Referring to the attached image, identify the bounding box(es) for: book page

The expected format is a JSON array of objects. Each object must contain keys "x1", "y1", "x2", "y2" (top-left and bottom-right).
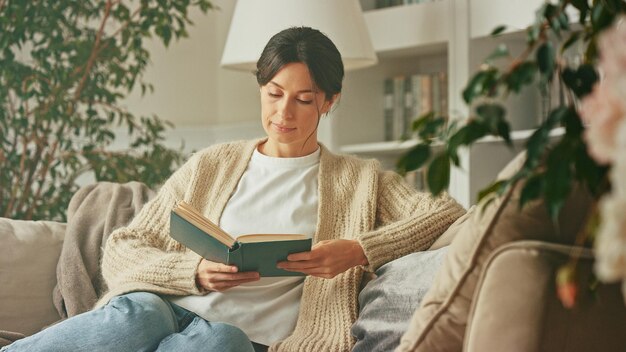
[
  {"x1": 237, "y1": 234, "x2": 308, "y2": 243},
  {"x1": 173, "y1": 201, "x2": 236, "y2": 247}
]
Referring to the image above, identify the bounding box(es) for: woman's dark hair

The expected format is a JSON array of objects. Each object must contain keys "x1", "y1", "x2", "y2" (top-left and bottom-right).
[{"x1": 256, "y1": 26, "x2": 344, "y2": 101}]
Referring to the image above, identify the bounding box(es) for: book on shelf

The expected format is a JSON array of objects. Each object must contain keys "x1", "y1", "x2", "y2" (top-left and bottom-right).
[
  {"x1": 403, "y1": 76, "x2": 415, "y2": 141},
  {"x1": 431, "y1": 72, "x2": 441, "y2": 116},
  {"x1": 383, "y1": 78, "x2": 395, "y2": 141},
  {"x1": 419, "y1": 73, "x2": 433, "y2": 116},
  {"x1": 393, "y1": 75, "x2": 406, "y2": 140},
  {"x1": 382, "y1": 71, "x2": 448, "y2": 142},
  {"x1": 170, "y1": 201, "x2": 312, "y2": 277},
  {"x1": 438, "y1": 71, "x2": 448, "y2": 118},
  {"x1": 374, "y1": 0, "x2": 435, "y2": 9}
]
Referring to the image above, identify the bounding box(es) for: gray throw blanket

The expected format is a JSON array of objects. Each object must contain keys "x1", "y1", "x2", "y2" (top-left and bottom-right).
[{"x1": 52, "y1": 181, "x2": 155, "y2": 318}]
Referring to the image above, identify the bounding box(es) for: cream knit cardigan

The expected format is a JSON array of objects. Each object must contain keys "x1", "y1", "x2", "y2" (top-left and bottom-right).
[{"x1": 98, "y1": 139, "x2": 465, "y2": 351}]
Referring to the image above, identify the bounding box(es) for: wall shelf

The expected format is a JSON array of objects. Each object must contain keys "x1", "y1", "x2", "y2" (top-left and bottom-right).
[
  {"x1": 339, "y1": 127, "x2": 565, "y2": 157},
  {"x1": 337, "y1": 0, "x2": 551, "y2": 206},
  {"x1": 364, "y1": 0, "x2": 449, "y2": 55}
]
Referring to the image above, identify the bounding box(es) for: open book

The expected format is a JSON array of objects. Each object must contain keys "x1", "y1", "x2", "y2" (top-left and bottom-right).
[{"x1": 170, "y1": 201, "x2": 312, "y2": 277}]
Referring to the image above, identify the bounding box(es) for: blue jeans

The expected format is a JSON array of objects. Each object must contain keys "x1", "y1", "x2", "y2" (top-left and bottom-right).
[{"x1": 1, "y1": 292, "x2": 267, "y2": 352}]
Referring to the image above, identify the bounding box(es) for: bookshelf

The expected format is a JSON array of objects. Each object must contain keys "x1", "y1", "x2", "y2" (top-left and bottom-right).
[{"x1": 331, "y1": 0, "x2": 550, "y2": 208}]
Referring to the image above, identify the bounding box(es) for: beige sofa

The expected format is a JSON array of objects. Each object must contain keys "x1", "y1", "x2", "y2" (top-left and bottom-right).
[
  {"x1": 1, "y1": 182, "x2": 626, "y2": 351},
  {"x1": 0, "y1": 219, "x2": 66, "y2": 338}
]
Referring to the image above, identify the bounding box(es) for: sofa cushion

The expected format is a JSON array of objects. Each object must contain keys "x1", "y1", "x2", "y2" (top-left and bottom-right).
[
  {"x1": 396, "y1": 152, "x2": 594, "y2": 352},
  {"x1": 0, "y1": 218, "x2": 65, "y2": 336},
  {"x1": 466, "y1": 241, "x2": 626, "y2": 352},
  {"x1": 428, "y1": 207, "x2": 472, "y2": 250},
  {"x1": 351, "y1": 246, "x2": 449, "y2": 352}
]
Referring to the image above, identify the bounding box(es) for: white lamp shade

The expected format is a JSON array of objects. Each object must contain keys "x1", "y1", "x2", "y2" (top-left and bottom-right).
[{"x1": 221, "y1": 0, "x2": 378, "y2": 72}]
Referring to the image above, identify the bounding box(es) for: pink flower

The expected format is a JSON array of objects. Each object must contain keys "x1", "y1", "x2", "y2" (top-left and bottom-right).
[
  {"x1": 580, "y1": 83, "x2": 626, "y2": 164},
  {"x1": 611, "y1": 121, "x2": 626, "y2": 197},
  {"x1": 598, "y1": 17, "x2": 626, "y2": 77}
]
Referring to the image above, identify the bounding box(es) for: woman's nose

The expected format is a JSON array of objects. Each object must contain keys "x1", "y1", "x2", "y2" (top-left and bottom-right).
[{"x1": 277, "y1": 98, "x2": 294, "y2": 119}]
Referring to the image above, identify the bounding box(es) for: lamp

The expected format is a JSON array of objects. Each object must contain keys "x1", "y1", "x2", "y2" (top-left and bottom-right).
[{"x1": 220, "y1": 0, "x2": 378, "y2": 72}]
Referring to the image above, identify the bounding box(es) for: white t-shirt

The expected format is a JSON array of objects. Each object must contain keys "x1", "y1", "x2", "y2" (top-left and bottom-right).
[{"x1": 169, "y1": 147, "x2": 320, "y2": 345}]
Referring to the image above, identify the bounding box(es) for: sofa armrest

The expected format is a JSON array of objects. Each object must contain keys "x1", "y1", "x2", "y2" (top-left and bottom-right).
[
  {"x1": 464, "y1": 240, "x2": 626, "y2": 352},
  {"x1": 0, "y1": 218, "x2": 65, "y2": 336}
]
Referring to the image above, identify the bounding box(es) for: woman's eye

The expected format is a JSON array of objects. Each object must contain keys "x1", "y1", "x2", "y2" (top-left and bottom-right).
[
  {"x1": 297, "y1": 99, "x2": 313, "y2": 105},
  {"x1": 268, "y1": 92, "x2": 281, "y2": 98}
]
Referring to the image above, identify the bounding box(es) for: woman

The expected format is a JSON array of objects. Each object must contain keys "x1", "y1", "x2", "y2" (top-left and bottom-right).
[{"x1": 2, "y1": 27, "x2": 465, "y2": 352}]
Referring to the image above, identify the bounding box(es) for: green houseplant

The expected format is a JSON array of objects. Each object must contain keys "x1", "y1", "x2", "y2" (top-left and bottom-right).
[
  {"x1": 398, "y1": 0, "x2": 626, "y2": 304},
  {"x1": 0, "y1": 0, "x2": 213, "y2": 221}
]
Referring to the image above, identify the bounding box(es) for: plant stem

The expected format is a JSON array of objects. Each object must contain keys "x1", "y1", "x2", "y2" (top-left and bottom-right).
[
  {"x1": 73, "y1": 0, "x2": 113, "y2": 102},
  {"x1": 13, "y1": 82, "x2": 48, "y2": 217},
  {"x1": 3, "y1": 134, "x2": 28, "y2": 217},
  {"x1": 25, "y1": 140, "x2": 59, "y2": 219},
  {"x1": 13, "y1": 0, "x2": 114, "y2": 218},
  {"x1": 109, "y1": 4, "x2": 144, "y2": 39}
]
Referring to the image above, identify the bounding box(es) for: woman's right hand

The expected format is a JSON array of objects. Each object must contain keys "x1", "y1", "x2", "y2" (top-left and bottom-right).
[{"x1": 195, "y1": 259, "x2": 260, "y2": 292}]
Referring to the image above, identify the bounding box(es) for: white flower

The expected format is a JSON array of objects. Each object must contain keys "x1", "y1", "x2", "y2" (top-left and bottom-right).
[
  {"x1": 580, "y1": 83, "x2": 626, "y2": 164},
  {"x1": 591, "y1": 18, "x2": 626, "y2": 302},
  {"x1": 595, "y1": 194, "x2": 626, "y2": 282},
  {"x1": 611, "y1": 120, "x2": 626, "y2": 198}
]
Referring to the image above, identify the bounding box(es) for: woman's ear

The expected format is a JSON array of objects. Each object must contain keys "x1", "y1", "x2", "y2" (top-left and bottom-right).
[{"x1": 322, "y1": 93, "x2": 340, "y2": 114}]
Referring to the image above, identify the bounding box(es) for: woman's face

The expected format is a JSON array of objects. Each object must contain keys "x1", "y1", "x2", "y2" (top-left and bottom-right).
[{"x1": 259, "y1": 62, "x2": 334, "y2": 157}]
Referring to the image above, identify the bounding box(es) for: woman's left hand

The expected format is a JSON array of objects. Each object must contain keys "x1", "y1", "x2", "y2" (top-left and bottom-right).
[{"x1": 277, "y1": 239, "x2": 368, "y2": 279}]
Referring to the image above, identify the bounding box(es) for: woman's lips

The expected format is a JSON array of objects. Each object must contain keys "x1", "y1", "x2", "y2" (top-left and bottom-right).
[{"x1": 272, "y1": 122, "x2": 296, "y2": 133}]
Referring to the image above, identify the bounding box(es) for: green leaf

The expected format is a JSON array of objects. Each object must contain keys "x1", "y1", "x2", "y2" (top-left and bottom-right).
[
  {"x1": 525, "y1": 106, "x2": 569, "y2": 168},
  {"x1": 415, "y1": 114, "x2": 446, "y2": 141},
  {"x1": 491, "y1": 25, "x2": 507, "y2": 36},
  {"x1": 411, "y1": 112, "x2": 434, "y2": 132},
  {"x1": 477, "y1": 179, "x2": 507, "y2": 204},
  {"x1": 544, "y1": 144, "x2": 573, "y2": 221},
  {"x1": 537, "y1": 42, "x2": 555, "y2": 79},
  {"x1": 573, "y1": 142, "x2": 607, "y2": 196},
  {"x1": 449, "y1": 121, "x2": 488, "y2": 153},
  {"x1": 475, "y1": 103, "x2": 505, "y2": 122},
  {"x1": 570, "y1": 0, "x2": 589, "y2": 12},
  {"x1": 519, "y1": 173, "x2": 544, "y2": 208},
  {"x1": 505, "y1": 62, "x2": 538, "y2": 93},
  {"x1": 563, "y1": 106, "x2": 584, "y2": 137},
  {"x1": 397, "y1": 144, "x2": 431, "y2": 174},
  {"x1": 527, "y1": 23, "x2": 541, "y2": 45},
  {"x1": 475, "y1": 103, "x2": 512, "y2": 145},
  {"x1": 427, "y1": 153, "x2": 450, "y2": 196},
  {"x1": 561, "y1": 65, "x2": 599, "y2": 98},
  {"x1": 591, "y1": 3, "x2": 614, "y2": 32},
  {"x1": 462, "y1": 68, "x2": 499, "y2": 104},
  {"x1": 558, "y1": 12, "x2": 570, "y2": 31},
  {"x1": 561, "y1": 31, "x2": 582, "y2": 53}
]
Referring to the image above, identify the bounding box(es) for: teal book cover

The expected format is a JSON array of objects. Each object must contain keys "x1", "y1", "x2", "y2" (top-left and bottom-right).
[{"x1": 170, "y1": 205, "x2": 312, "y2": 277}]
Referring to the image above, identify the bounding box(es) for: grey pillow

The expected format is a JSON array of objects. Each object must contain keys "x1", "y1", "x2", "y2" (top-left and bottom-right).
[{"x1": 351, "y1": 246, "x2": 448, "y2": 352}]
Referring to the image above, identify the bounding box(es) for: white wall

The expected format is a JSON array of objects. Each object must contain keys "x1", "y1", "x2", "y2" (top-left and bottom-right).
[{"x1": 121, "y1": 0, "x2": 262, "y2": 132}]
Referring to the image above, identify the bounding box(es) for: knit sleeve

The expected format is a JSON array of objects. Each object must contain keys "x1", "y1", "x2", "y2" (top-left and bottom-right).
[
  {"x1": 101, "y1": 153, "x2": 205, "y2": 296},
  {"x1": 356, "y1": 171, "x2": 466, "y2": 272}
]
